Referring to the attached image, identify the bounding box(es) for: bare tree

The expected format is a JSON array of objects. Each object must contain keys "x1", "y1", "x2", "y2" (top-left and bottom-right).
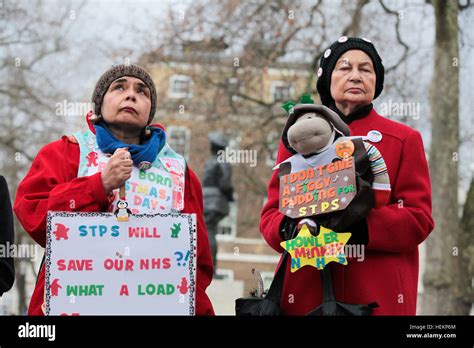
[
  {"x1": 422, "y1": 0, "x2": 473, "y2": 315},
  {"x1": 135, "y1": 0, "x2": 434, "y2": 245},
  {"x1": 140, "y1": 0, "x2": 380, "y2": 188},
  {"x1": 0, "y1": 0, "x2": 84, "y2": 314}
]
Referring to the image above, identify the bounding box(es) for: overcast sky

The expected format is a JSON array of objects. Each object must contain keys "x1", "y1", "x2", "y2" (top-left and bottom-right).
[{"x1": 8, "y1": 0, "x2": 474, "y2": 189}]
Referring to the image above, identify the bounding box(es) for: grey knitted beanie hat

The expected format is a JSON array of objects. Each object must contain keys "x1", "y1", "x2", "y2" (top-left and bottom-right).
[{"x1": 92, "y1": 64, "x2": 157, "y2": 122}]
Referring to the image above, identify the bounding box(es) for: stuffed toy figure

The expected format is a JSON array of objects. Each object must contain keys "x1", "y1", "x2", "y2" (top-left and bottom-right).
[{"x1": 275, "y1": 95, "x2": 391, "y2": 214}]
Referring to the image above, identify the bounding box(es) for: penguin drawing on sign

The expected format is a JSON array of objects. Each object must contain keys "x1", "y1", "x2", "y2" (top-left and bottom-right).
[{"x1": 114, "y1": 201, "x2": 132, "y2": 222}]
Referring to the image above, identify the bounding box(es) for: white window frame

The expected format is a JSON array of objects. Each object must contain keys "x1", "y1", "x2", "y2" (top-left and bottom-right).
[
  {"x1": 259, "y1": 271, "x2": 275, "y2": 293},
  {"x1": 228, "y1": 133, "x2": 241, "y2": 150},
  {"x1": 227, "y1": 77, "x2": 239, "y2": 90},
  {"x1": 211, "y1": 131, "x2": 242, "y2": 241},
  {"x1": 169, "y1": 74, "x2": 193, "y2": 99},
  {"x1": 214, "y1": 268, "x2": 235, "y2": 281},
  {"x1": 215, "y1": 132, "x2": 240, "y2": 241},
  {"x1": 216, "y1": 194, "x2": 238, "y2": 241},
  {"x1": 166, "y1": 125, "x2": 191, "y2": 161},
  {"x1": 227, "y1": 77, "x2": 242, "y2": 101},
  {"x1": 270, "y1": 80, "x2": 294, "y2": 102},
  {"x1": 265, "y1": 130, "x2": 280, "y2": 167}
]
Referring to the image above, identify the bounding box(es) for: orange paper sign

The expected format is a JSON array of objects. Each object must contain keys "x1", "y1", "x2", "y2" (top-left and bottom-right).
[{"x1": 279, "y1": 157, "x2": 357, "y2": 219}]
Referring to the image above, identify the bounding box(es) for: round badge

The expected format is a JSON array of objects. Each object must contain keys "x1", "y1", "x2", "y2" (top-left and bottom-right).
[
  {"x1": 338, "y1": 36, "x2": 348, "y2": 43},
  {"x1": 367, "y1": 130, "x2": 383, "y2": 143},
  {"x1": 335, "y1": 139, "x2": 355, "y2": 159},
  {"x1": 362, "y1": 37, "x2": 372, "y2": 43},
  {"x1": 138, "y1": 161, "x2": 152, "y2": 171},
  {"x1": 324, "y1": 48, "x2": 331, "y2": 58},
  {"x1": 317, "y1": 67, "x2": 323, "y2": 77}
]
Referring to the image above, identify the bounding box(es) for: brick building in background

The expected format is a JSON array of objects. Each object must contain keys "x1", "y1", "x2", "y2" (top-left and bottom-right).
[{"x1": 139, "y1": 41, "x2": 312, "y2": 313}]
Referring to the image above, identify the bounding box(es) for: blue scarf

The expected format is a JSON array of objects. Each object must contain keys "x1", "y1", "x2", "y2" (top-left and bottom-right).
[{"x1": 94, "y1": 123, "x2": 166, "y2": 167}]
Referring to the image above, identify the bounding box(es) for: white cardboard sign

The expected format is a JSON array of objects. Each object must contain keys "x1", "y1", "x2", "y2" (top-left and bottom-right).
[{"x1": 45, "y1": 211, "x2": 196, "y2": 315}]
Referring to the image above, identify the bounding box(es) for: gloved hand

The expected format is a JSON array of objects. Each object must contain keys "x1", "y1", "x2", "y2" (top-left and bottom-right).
[
  {"x1": 279, "y1": 217, "x2": 299, "y2": 241},
  {"x1": 311, "y1": 175, "x2": 375, "y2": 233},
  {"x1": 279, "y1": 216, "x2": 321, "y2": 241}
]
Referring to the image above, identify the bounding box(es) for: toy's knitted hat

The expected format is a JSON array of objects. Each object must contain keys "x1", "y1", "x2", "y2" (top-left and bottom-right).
[{"x1": 281, "y1": 94, "x2": 350, "y2": 154}]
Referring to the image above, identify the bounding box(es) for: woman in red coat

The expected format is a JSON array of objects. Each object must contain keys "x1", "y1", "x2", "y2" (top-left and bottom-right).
[
  {"x1": 14, "y1": 64, "x2": 214, "y2": 315},
  {"x1": 260, "y1": 37, "x2": 434, "y2": 315}
]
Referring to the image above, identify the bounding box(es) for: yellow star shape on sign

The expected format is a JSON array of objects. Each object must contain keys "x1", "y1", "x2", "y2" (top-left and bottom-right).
[{"x1": 280, "y1": 225, "x2": 351, "y2": 272}]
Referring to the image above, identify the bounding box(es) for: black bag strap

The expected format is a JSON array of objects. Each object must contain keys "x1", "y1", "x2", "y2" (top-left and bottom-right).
[
  {"x1": 319, "y1": 265, "x2": 338, "y2": 315},
  {"x1": 264, "y1": 250, "x2": 290, "y2": 305},
  {"x1": 264, "y1": 219, "x2": 299, "y2": 305},
  {"x1": 35, "y1": 254, "x2": 45, "y2": 285},
  {"x1": 264, "y1": 220, "x2": 336, "y2": 310},
  {"x1": 265, "y1": 219, "x2": 380, "y2": 316},
  {"x1": 321, "y1": 265, "x2": 336, "y2": 303},
  {"x1": 319, "y1": 262, "x2": 380, "y2": 315}
]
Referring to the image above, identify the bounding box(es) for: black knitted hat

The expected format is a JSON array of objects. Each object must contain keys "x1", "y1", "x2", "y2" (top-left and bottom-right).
[
  {"x1": 316, "y1": 36, "x2": 384, "y2": 107},
  {"x1": 92, "y1": 64, "x2": 157, "y2": 123}
]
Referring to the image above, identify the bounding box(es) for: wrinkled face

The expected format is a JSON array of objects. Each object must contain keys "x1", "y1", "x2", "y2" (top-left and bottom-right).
[
  {"x1": 330, "y1": 50, "x2": 376, "y2": 107},
  {"x1": 287, "y1": 113, "x2": 333, "y2": 155},
  {"x1": 101, "y1": 76, "x2": 151, "y2": 131}
]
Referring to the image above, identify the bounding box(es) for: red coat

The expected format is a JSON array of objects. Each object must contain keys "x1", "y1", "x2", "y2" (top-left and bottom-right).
[
  {"x1": 260, "y1": 108, "x2": 434, "y2": 315},
  {"x1": 14, "y1": 135, "x2": 214, "y2": 315}
]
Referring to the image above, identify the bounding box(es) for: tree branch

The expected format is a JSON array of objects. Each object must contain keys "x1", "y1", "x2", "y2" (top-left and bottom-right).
[
  {"x1": 379, "y1": 0, "x2": 411, "y2": 73},
  {"x1": 459, "y1": 0, "x2": 472, "y2": 11}
]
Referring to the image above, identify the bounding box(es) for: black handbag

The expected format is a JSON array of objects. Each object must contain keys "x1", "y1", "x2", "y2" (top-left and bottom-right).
[
  {"x1": 235, "y1": 255, "x2": 378, "y2": 316},
  {"x1": 235, "y1": 251, "x2": 289, "y2": 316},
  {"x1": 306, "y1": 265, "x2": 379, "y2": 316},
  {"x1": 235, "y1": 219, "x2": 379, "y2": 316},
  {"x1": 235, "y1": 218, "x2": 299, "y2": 316}
]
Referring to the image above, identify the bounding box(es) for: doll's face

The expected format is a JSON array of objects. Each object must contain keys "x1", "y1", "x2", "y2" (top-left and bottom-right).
[{"x1": 287, "y1": 113, "x2": 333, "y2": 155}]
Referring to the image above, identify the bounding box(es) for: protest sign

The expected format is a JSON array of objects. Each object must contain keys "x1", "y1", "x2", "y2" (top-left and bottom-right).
[
  {"x1": 45, "y1": 211, "x2": 196, "y2": 315},
  {"x1": 279, "y1": 157, "x2": 357, "y2": 219}
]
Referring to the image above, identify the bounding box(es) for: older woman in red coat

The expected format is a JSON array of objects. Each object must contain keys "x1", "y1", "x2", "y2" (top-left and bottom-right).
[
  {"x1": 260, "y1": 37, "x2": 434, "y2": 315},
  {"x1": 14, "y1": 64, "x2": 214, "y2": 315}
]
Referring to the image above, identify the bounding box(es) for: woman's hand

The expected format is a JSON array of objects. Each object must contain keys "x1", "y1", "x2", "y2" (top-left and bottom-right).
[{"x1": 100, "y1": 148, "x2": 133, "y2": 194}]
